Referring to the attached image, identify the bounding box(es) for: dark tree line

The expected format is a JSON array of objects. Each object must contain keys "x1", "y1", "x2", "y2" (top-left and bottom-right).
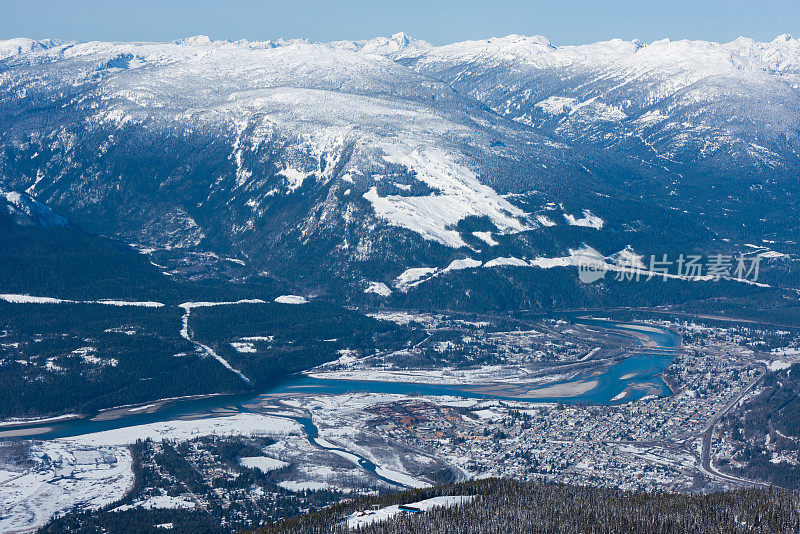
[
  {"x1": 720, "y1": 363, "x2": 800, "y2": 488},
  {"x1": 256, "y1": 478, "x2": 800, "y2": 534}
]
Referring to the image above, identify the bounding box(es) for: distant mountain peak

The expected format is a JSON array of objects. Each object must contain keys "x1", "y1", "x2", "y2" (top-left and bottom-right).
[
  {"x1": 390, "y1": 31, "x2": 412, "y2": 44},
  {"x1": 0, "y1": 37, "x2": 62, "y2": 60},
  {"x1": 353, "y1": 31, "x2": 432, "y2": 58},
  {"x1": 173, "y1": 35, "x2": 213, "y2": 46},
  {"x1": 491, "y1": 34, "x2": 554, "y2": 47}
]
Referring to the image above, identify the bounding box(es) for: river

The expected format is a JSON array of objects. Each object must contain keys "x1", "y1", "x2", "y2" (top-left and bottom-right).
[
  {"x1": 0, "y1": 317, "x2": 680, "y2": 441},
  {"x1": 266, "y1": 316, "x2": 679, "y2": 404}
]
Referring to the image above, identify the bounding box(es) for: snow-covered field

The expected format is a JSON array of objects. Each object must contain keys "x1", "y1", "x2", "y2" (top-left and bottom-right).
[
  {"x1": 0, "y1": 442, "x2": 133, "y2": 533},
  {"x1": 390, "y1": 244, "x2": 772, "y2": 293},
  {"x1": 0, "y1": 294, "x2": 164, "y2": 307},
  {"x1": 0, "y1": 414, "x2": 300, "y2": 532},
  {"x1": 768, "y1": 360, "x2": 793, "y2": 371},
  {"x1": 364, "y1": 281, "x2": 393, "y2": 296},
  {"x1": 563, "y1": 210, "x2": 604, "y2": 229},
  {"x1": 114, "y1": 495, "x2": 197, "y2": 512},
  {"x1": 306, "y1": 364, "x2": 542, "y2": 386},
  {"x1": 239, "y1": 456, "x2": 289, "y2": 473},
  {"x1": 178, "y1": 299, "x2": 266, "y2": 309},
  {"x1": 231, "y1": 341, "x2": 258, "y2": 353},
  {"x1": 345, "y1": 495, "x2": 475, "y2": 529},
  {"x1": 277, "y1": 480, "x2": 329, "y2": 492},
  {"x1": 364, "y1": 148, "x2": 532, "y2": 248},
  {"x1": 274, "y1": 295, "x2": 309, "y2": 304},
  {"x1": 63, "y1": 414, "x2": 299, "y2": 447}
]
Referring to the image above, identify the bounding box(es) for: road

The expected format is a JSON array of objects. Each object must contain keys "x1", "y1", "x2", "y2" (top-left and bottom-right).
[
  {"x1": 612, "y1": 367, "x2": 770, "y2": 488},
  {"x1": 696, "y1": 370, "x2": 770, "y2": 488}
]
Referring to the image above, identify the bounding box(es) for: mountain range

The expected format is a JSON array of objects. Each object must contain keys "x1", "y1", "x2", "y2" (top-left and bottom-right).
[{"x1": 1, "y1": 33, "x2": 798, "y2": 310}]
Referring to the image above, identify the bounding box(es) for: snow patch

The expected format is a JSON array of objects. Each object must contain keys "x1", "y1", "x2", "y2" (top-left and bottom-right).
[
  {"x1": 394, "y1": 267, "x2": 437, "y2": 291},
  {"x1": 536, "y1": 215, "x2": 556, "y2": 227},
  {"x1": 179, "y1": 299, "x2": 265, "y2": 309},
  {"x1": 279, "y1": 167, "x2": 313, "y2": 193},
  {"x1": 58, "y1": 413, "x2": 300, "y2": 447},
  {"x1": 365, "y1": 149, "x2": 531, "y2": 248},
  {"x1": 0, "y1": 443, "x2": 133, "y2": 533},
  {"x1": 364, "y1": 281, "x2": 392, "y2": 297},
  {"x1": 484, "y1": 257, "x2": 529, "y2": 268},
  {"x1": 0, "y1": 294, "x2": 164, "y2": 307},
  {"x1": 564, "y1": 210, "x2": 604, "y2": 229},
  {"x1": 278, "y1": 480, "x2": 328, "y2": 492},
  {"x1": 768, "y1": 360, "x2": 792, "y2": 371},
  {"x1": 239, "y1": 456, "x2": 289, "y2": 473},
  {"x1": 535, "y1": 96, "x2": 579, "y2": 115},
  {"x1": 442, "y1": 258, "x2": 482, "y2": 272},
  {"x1": 472, "y1": 231, "x2": 498, "y2": 246},
  {"x1": 114, "y1": 495, "x2": 196, "y2": 512},
  {"x1": 345, "y1": 495, "x2": 474, "y2": 529},
  {"x1": 274, "y1": 295, "x2": 308, "y2": 304}
]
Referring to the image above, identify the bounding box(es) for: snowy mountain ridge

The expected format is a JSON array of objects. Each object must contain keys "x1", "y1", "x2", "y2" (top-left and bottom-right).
[{"x1": 6, "y1": 32, "x2": 798, "y2": 71}]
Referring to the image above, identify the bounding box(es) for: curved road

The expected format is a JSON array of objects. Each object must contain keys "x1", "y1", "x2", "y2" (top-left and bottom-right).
[{"x1": 697, "y1": 371, "x2": 770, "y2": 488}]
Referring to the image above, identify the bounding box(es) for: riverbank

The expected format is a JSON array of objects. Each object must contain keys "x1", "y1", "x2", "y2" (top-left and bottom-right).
[{"x1": 0, "y1": 317, "x2": 681, "y2": 441}]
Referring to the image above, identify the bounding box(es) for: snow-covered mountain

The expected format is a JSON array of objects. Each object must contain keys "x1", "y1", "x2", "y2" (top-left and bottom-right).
[
  {"x1": 397, "y1": 34, "x2": 800, "y2": 172},
  {"x1": 0, "y1": 34, "x2": 798, "y2": 307}
]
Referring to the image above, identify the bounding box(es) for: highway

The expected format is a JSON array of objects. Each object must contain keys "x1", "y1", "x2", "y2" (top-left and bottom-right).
[{"x1": 695, "y1": 370, "x2": 770, "y2": 488}]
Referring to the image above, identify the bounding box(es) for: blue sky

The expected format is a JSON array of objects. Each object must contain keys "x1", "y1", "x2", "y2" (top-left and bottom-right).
[{"x1": 2, "y1": 0, "x2": 798, "y2": 45}]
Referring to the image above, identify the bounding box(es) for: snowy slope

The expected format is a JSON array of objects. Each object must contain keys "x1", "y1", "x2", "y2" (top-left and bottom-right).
[
  {"x1": 399, "y1": 34, "x2": 800, "y2": 170},
  {"x1": 0, "y1": 35, "x2": 588, "y2": 286},
  {"x1": 0, "y1": 34, "x2": 798, "y2": 305},
  {"x1": 0, "y1": 37, "x2": 61, "y2": 60},
  {"x1": 0, "y1": 188, "x2": 69, "y2": 227}
]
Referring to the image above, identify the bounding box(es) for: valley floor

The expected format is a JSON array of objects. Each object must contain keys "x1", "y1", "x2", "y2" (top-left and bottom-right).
[{"x1": 1, "y1": 312, "x2": 799, "y2": 532}]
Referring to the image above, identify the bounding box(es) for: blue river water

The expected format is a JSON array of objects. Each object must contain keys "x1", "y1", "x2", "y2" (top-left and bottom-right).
[
  {"x1": 268, "y1": 317, "x2": 680, "y2": 405},
  {"x1": 0, "y1": 317, "x2": 680, "y2": 441},
  {"x1": 266, "y1": 413, "x2": 410, "y2": 486}
]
